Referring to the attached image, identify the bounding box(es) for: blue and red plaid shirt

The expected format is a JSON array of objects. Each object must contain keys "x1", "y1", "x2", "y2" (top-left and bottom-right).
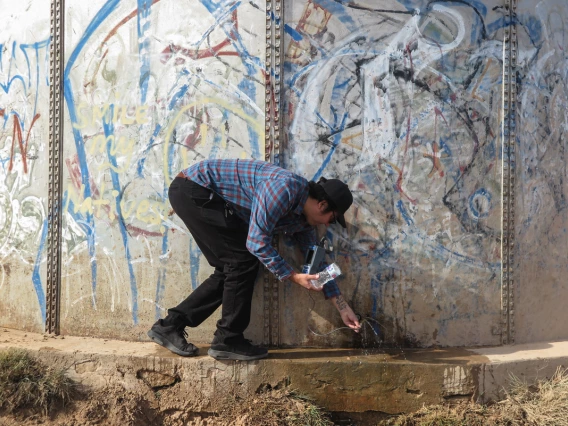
[{"x1": 181, "y1": 159, "x2": 341, "y2": 299}]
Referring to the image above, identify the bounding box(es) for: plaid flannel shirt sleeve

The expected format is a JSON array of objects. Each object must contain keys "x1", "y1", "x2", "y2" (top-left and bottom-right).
[
  {"x1": 321, "y1": 277, "x2": 341, "y2": 299},
  {"x1": 292, "y1": 229, "x2": 341, "y2": 300},
  {"x1": 246, "y1": 179, "x2": 296, "y2": 281}
]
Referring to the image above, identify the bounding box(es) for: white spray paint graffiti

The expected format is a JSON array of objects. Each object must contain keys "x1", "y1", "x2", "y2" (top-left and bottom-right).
[
  {"x1": 3, "y1": 0, "x2": 568, "y2": 348},
  {"x1": 515, "y1": 0, "x2": 568, "y2": 342},
  {"x1": 0, "y1": 2, "x2": 50, "y2": 325},
  {"x1": 284, "y1": 0, "x2": 505, "y2": 346},
  {"x1": 60, "y1": 0, "x2": 265, "y2": 335}
]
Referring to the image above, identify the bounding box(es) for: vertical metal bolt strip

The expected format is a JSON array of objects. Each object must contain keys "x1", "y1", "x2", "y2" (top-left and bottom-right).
[
  {"x1": 501, "y1": 0, "x2": 517, "y2": 345},
  {"x1": 263, "y1": 0, "x2": 272, "y2": 347},
  {"x1": 271, "y1": 0, "x2": 283, "y2": 348},
  {"x1": 47, "y1": 0, "x2": 65, "y2": 335},
  {"x1": 263, "y1": 0, "x2": 283, "y2": 347}
]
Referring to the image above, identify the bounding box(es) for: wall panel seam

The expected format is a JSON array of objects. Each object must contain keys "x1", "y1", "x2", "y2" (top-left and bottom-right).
[
  {"x1": 264, "y1": 0, "x2": 283, "y2": 347},
  {"x1": 502, "y1": 0, "x2": 517, "y2": 345},
  {"x1": 47, "y1": 0, "x2": 65, "y2": 335}
]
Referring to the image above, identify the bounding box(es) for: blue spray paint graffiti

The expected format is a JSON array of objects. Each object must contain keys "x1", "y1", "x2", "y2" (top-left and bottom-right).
[
  {"x1": 63, "y1": 0, "x2": 122, "y2": 308},
  {"x1": 137, "y1": 0, "x2": 152, "y2": 103},
  {"x1": 32, "y1": 219, "x2": 48, "y2": 323},
  {"x1": 60, "y1": 0, "x2": 265, "y2": 327},
  {"x1": 0, "y1": 37, "x2": 50, "y2": 323},
  {"x1": 282, "y1": 0, "x2": 506, "y2": 345},
  {"x1": 102, "y1": 108, "x2": 139, "y2": 324}
]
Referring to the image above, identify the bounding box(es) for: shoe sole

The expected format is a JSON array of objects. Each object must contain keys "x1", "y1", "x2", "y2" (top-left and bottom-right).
[
  {"x1": 207, "y1": 348, "x2": 268, "y2": 361},
  {"x1": 147, "y1": 329, "x2": 198, "y2": 357}
]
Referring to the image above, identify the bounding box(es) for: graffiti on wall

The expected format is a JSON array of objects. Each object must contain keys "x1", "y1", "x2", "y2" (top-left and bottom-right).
[
  {"x1": 62, "y1": 0, "x2": 265, "y2": 328},
  {"x1": 0, "y1": 1, "x2": 50, "y2": 323},
  {"x1": 514, "y1": 0, "x2": 568, "y2": 341},
  {"x1": 518, "y1": 0, "x2": 568, "y2": 249},
  {"x1": 4, "y1": 0, "x2": 568, "y2": 345},
  {"x1": 283, "y1": 0, "x2": 508, "y2": 345}
]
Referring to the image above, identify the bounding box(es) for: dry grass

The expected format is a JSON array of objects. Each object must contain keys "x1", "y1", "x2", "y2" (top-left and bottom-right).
[
  {"x1": 502, "y1": 366, "x2": 568, "y2": 426},
  {"x1": 382, "y1": 403, "x2": 506, "y2": 426},
  {"x1": 382, "y1": 367, "x2": 568, "y2": 426},
  {"x1": 2, "y1": 354, "x2": 568, "y2": 426},
  {"x1": 0, "y1": 349, "x2": 74, "y2": 416}
]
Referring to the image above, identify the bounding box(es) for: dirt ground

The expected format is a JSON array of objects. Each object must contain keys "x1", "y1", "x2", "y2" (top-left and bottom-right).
[
  {"x1": 0, "y1": 384, "x2": 340, "y2": 426},
  {"x1": 2, "y1": 346, "x2": 568, "y2": 426},
  {"x1": 2, "y1": 382, "x2": 567, "y2": 426},
  {"x1": 0, "y1": 384, "x2": 547, "y2": 426}
]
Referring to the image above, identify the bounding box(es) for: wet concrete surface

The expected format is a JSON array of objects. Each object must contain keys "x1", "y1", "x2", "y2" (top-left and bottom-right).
[
  {"x1": 1, "y1": 327, "x2": 568, "y2": 414},
  {"x1": 268, "y1": 346, "x2": 489, "y2": 364}
]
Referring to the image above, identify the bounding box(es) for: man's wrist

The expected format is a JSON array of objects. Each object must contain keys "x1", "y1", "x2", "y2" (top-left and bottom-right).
[
  {"x1": 332, "y1": 295, "x2": 348, "y2": 311},
  {"x1": 279, "y1": 267, "x2": 297, "y2": 282}
]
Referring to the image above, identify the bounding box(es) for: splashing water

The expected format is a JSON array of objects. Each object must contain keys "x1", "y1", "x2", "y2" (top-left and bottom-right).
[{"x1": 305, "y1": 289, "x2": 408, "y2": 362}]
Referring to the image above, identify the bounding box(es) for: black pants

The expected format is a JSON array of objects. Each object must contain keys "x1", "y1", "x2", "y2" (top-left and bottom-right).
[{"x1": 166, "y1": 176, "x2": 260, "y2": 343}]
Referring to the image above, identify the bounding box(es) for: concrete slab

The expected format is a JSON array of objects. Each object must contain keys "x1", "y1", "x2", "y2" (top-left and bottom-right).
[
  {"x1": 472, "y1": 341, "x2": 568, "y2": 402},
  {"x1": 1, "y1": 328, "x2": 567, "y2": 414}
]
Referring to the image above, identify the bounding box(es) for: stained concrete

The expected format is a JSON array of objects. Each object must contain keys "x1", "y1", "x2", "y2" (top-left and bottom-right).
[{"x1": 1, "y1": 327, "x2": 567, "y2": 414}]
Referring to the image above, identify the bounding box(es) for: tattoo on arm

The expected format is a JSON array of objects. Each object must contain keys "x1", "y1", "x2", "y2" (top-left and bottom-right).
[{"x1": 336, "y1": 295, "x2": 347, "y2": 311}]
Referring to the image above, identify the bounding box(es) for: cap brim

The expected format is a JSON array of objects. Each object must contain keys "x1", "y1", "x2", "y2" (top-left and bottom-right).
[{"x1": 337, "y1": 213, "x2": 347, "y2": 228}]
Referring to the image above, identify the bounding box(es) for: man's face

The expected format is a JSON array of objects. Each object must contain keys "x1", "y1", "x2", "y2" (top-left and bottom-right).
[{"x1": 306, "y1": 201, "x2": 337, "y2": 227}]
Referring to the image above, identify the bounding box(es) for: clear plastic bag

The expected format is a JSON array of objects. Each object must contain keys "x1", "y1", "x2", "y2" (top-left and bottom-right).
[{"x1": 310, "y1": 263, "x2": 342, "y2": 288}]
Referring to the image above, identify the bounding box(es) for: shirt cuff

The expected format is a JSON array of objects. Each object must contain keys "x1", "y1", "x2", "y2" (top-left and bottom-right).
[
  {"x1": 276, "y1": 264, "x2": 295, "y2": 282},
  {"x1": 322, "y1": 279, "x2": 341, "y2": 299}
]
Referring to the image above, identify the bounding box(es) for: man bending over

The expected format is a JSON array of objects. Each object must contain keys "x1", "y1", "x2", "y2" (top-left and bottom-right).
[{"x1": 148, "y1": 158, "x2": 360, "y2": 361}]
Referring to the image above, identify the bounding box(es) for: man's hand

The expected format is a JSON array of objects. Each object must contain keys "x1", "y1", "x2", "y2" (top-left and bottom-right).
[
  {"x1": 332, "y1": 295, "x2": 361, "y2": 332},
  {"x1": 289, "y1": 271, "x2": 322, "y2": 291}
]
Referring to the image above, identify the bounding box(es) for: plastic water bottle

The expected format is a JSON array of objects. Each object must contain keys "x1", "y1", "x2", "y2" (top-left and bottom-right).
[{"x1": 310, "y1": 263, "x2": 342, "y2": 289}]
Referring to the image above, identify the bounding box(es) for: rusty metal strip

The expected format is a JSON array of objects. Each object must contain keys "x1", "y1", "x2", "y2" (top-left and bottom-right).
[
  {"x1": 263, "y1": 0, "x2": 283, "y2": 347},
  {"x1": 501, "y1": 0, "x2": 517, "y2": 345},
  {"x1": 263, "y1": 0, "x2": 273, "y2": 347},
  {"x1": 46, "y1": 0, "x2": 65, "y2": 335},
  {"x1": 270, "y1": 0, "x2": 283, "y2": 349}
]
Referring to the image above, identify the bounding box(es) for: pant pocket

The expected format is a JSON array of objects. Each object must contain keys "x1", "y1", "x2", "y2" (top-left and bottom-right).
[
  {"x1": 191, "y1": 184, "x2": 214, "y2": 207},
  {"x1": 194, "y1": 192, "x2": 228, "y2": 227}
]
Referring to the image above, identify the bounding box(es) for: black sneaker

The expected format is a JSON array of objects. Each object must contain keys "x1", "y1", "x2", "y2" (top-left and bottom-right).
[
  {"x1": 147, "y1": 320, "x2": 198, "y2": 357},
  {"x1": 208, "y1": 338, "x2": 268, "y2": 361}
]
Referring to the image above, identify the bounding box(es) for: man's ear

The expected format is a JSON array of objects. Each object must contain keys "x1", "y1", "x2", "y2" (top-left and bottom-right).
[{"x1": 318, "y1": 200, "x2": 328, "y2": 212}]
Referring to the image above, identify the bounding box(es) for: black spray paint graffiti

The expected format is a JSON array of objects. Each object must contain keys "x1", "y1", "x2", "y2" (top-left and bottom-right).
[{"x1": 283, "y1": 0, "x2": 507, "y2": 346}]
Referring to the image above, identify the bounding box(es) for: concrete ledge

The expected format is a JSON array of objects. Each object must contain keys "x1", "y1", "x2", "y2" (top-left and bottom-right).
[
  {"x1": 472, "y1": 341, "x2": 568, "y2": 402},
  {"x1": 2, "y1": 328, "x2": 568, "y2": 414}
]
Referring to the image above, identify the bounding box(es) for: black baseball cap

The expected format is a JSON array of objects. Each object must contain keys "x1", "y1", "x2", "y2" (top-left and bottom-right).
[{"x1": 320, "y1": 178, "x2": 353, "y2": 228}]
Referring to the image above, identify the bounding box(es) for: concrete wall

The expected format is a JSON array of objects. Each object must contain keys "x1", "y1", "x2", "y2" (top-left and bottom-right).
[
  {"x1": 60, "y1": 0, "x2": 266, "y2": 341},
  {"x1": 515, "y1": 0, "x2": 568, "y2": 344},
  {"x1": 281, "y1": 0, "x2": 504, "y2": 347},
  {"x1": 0, "y1": 3, "x2": 51, "y2": 333},
  {"x1": 0, "y1": 0, "x2": 566, "y2": 348}
]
